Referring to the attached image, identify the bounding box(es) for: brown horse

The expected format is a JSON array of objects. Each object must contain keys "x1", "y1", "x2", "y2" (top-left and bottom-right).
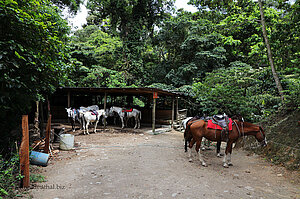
[{"x1": 184, "y1": 119, "x2": 267, "y2": 168}]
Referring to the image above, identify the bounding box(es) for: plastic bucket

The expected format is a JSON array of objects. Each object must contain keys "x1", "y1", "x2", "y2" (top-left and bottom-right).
[
  {"x1": 30, "y1": 151, "x2": 50, "y2": 166},
  {"x1": 59, "y1": 134, "x2": 74, "y2": 150}
]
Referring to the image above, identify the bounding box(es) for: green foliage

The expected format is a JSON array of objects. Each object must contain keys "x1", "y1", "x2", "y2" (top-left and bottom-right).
[
  {"x1": 146, "y1": 83, "x2": 176, "y2": 91},
  {"x1": 86, "y1": 0, "x2": 175, "y2": 85},
  {"x1": 30, "y1": 173, "x2": 46, "y2": 183},
  {"x1": 0, "y1": 0, "x2": 71, "y2": 157},
  {"x1": 68, "y1": 25, "x2": 127, "y2": 87},
  {"x1": 0, "y1": 154, "x2": 22, "y2": 198},
  {"x1": 79, "y1": 65, "x2": 127, "y2": 88},
  {"x1": 191, "y1": 65, "x2": 284, "y2": 121},
  {"x1": 282, "y1": 75, "x2": 300, "y2": 109}
]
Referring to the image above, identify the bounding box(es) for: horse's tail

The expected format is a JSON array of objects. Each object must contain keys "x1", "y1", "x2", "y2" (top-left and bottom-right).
[
  {"x1": 139, "y1": 110, "x2": 141, "y2": 120},
  {"x1": 184, "y1": 122, "x2": 193, "y2": 152}
]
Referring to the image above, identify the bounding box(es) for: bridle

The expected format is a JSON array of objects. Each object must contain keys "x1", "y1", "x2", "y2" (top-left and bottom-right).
[
  {"x1": 233, "y1": 119, "x2": 267, "y2": 147},
  {"x1": 232, "y1": 119, "x2": 245, "y2": 139}
]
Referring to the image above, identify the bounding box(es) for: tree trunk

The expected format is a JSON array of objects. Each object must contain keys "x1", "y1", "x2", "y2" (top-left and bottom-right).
[
  {"x1": 258, "y1": 0, "x2": 285, "y2": 103},
  {"x1": 39, "y1": 101, "x2": 45, "y2": 138},
  {"x1": 34, "y1": 101, "x2": 40, "y2": 135}
]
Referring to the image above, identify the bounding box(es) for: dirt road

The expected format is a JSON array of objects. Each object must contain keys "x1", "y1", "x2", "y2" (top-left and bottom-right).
[{"x1": 28, "y1": 128, "x2": 299, "y2": 199}]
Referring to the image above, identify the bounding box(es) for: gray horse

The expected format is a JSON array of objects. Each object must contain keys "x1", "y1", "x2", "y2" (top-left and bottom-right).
[{"x1": 109, "y1": 106, "x2": 141, "y2": 129}]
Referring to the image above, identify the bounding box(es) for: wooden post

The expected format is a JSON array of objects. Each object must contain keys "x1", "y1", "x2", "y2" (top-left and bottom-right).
[
  {"x1": 20, "y1": 115, "x2": 30, "y2": 188},
  {"x1": 103, "y1": 92, "x2": 107, "y2": 128},
  {"x1": 171, "y1": 97, "x2": 175, "y2": 128},
  {"x1": 152, "y1": 97, "x2": 156, "y2": 134},
  {"x1": 44, "y1": 115, "x2": 51, "y2": 154},
  {"x1": 176, "y1": 97, "x2": 179, "y2": 123},
  {"x1": 67, "y1": 91, "x2": 71, "y2": 108}
]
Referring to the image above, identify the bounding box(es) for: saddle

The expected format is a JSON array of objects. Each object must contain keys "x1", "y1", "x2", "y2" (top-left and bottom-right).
[
  {"x1": 212, "y1": 114, "x2": 229, "y2": 129},
  {"x1": 122, "y1": 108, "x2": 133, "y2": 112},
  {"x1": 208, "y1": 114, "x2": 232, "y2": 141},
  {"x1": 90, "y1": 110, "x2": 98, "y2": 116},
  {"x1": 90, "y1": 110, "x2": 99, "y2": 120}
]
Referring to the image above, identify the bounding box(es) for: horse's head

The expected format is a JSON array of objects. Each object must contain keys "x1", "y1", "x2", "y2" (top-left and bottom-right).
[
  {"x1": 108, "y1": 107, "x2": 114, "y2": 116},
  {"x1": 256, "y1": 126, "x2": 267, "y2": 147},
  {"x1": 65, "y1": 107, "x2": 72, "y2": 118}
]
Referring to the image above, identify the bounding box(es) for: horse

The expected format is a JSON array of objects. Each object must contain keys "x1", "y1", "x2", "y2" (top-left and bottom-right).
[
  {"x1": 65, "y1": 107, "x2": 82, "y2": 132},
  {"x1": 81, "y1": 109, "x2": 107, "y2": 135},
  {"x1": 185, "y1": 119, "x2": 267, "y2": 168},
  {"x1": 109, "y1": 106, "x2": 141, "y2": 129},
  {"x1": 182, "y1": 116, "x2": 210, "y2": 151}
]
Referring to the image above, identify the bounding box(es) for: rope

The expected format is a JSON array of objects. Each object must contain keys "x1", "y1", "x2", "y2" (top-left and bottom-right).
[
  {"x1": 245, "y1": 139, "x2": 300, "y2": 151},
  {"x1": 267, "y1": 140, "x2": 300, "y2": 151}
]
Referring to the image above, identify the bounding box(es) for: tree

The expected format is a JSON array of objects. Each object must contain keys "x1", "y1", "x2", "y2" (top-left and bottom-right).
[
  {"x1": 0, "y1": 0, "x2": 71, "y2": 156},
  {"x1": 258, "y1": 0, "x2": 285, "y2": 103},
  {"x1": 87, "y1": 0, "x2": 175, "y2": 85},
  {"x1": 68, "y1": 25, "x2": 125, "y2": 87}
]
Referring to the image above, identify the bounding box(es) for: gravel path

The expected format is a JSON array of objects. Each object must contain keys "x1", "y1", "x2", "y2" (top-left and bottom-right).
[{"x1": 28, "y1": 128, "x2": 299, "y2": 199}]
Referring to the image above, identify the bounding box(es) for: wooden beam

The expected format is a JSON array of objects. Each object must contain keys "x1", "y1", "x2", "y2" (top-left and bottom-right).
[
  {"x1": 67, "y1": 91, "x2": 71, "y2": 107},
  {"x1": 152, "y1": 97, "x2": 156, "y2": 133},
  {"x1": 171, "y1": 97, "x2": 175, "y2": 128},
  {"x1": 104, "y1": 92, "x2": 107, "y2": 128},
  {"x1": 44, "y1": 115, "x2": 51, "y2": 153},
  {"x1": 20, "y1": 115, "x2": 30, "y2": 188},
  {"x1": 176, "y1": 97, "x2": 179, "y2": 122}
]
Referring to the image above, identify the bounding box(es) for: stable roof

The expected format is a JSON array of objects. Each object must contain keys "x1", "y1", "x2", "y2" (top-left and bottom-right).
[{"x1": 56, "y1": 87, "x2": 185, "y2": 97}]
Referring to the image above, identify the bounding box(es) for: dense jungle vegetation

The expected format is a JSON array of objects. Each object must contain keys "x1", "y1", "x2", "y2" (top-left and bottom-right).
[{"x1": 0, "y1": 0, "x2": 299, "y2": 197}]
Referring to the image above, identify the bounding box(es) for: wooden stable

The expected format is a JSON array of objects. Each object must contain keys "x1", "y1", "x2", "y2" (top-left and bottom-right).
[{"x1": 50, "y1": 87, "x2": 187, "y2": 133}]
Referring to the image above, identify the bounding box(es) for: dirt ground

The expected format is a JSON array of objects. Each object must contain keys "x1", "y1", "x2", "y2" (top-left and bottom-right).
[{"x1": 26, "y1": 126, "x2": 299, "y2": 199}]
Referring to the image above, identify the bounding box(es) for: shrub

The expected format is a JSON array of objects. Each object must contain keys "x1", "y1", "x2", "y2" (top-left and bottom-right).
[{"x1": 0, "y1": 153, "x2": 23, "y2": 198}]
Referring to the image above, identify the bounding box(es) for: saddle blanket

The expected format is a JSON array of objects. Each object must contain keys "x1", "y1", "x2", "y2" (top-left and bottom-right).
[
  {"x1": 207, "y1": 118, "x2": 233, "y2": 131},
  {"x1": 122, "y1": 108, "x2": 133, "y2": 112},
  {"x1": 90, "y1": 110, "x2": 98, "y2": 115}
]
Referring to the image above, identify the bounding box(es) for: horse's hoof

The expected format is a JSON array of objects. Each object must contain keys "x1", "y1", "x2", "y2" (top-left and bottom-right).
[
  {"x1": 217, "y1": 153, "x2": 223, "y2": 158},
  {"x1": 202, "y1": 162, "x2": 207, "y2": 167},
  {"x1": 201, "y1": 147, "x2": 206, "y2": 151},
  {"x1": 223, "y1": 163, "x2": 229, "y2": 168},
  {"x1": 228, "y1": 162, "x2": 233, "y2": 166},
  {"x1": 188, "y1": 158, "x2": 193, "y2": 162}
]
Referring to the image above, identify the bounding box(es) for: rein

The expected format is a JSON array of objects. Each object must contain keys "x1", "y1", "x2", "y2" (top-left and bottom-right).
[{"x1": 232, "y1": 120, "x2": 245, "y2": 141}]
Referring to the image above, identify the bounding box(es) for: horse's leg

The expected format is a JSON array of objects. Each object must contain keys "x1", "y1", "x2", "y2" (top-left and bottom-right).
[
  {"x1": 82, "y1": 117, "x2": 86, "y2": 134},
  {"x1": 134, "y1": 116, "x2": 137, "y2": 129},
  {"x1": 196, "y1": 139, "x2": 207, "y2": 167},
  {"x1": 184, "y1": 138, "x2": 188, "y2": 153},
  {"x1": 223, "y1": 140, "x2": 234, "y2": 168},
  {"x1": 94, "y1": 119, "x2": 98, "y2": 133},
  {"x1": 85, "y1": 121, "x2": 90, "y2": 135},
  {"x1": 72, "y1": 119, "x2": 75, "y2": 132},
  {"x1": 201, "y1": 137, "x2": 206, "y2": 151},
  {"x1": 216, "y1": 141, "x2": 223, "y2": 157},
  {"x1": 78, "y1": 117, "x2": 82, "y2": 130},
  {"x1": 125, "y1": 117, "x2": 128, "y2": 128},
  {"x1": 188, "y1": 138, "x2": 196, "y2": 162},
  {"x1": 120, "y1": 117, "x2": 125, "y2": 129}
]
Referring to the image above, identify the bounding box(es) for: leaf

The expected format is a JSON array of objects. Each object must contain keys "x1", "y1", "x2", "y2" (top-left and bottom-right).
[{"x1": 0, "y1": 188, "x2": 8, "y2": 195}]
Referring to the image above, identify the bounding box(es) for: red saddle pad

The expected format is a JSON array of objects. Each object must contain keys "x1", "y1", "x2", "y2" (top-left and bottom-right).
[
  {"x1": 207, "y1": 118, "x2": 233, "y2": 131},
  {"x1": 122, "y1": 108, "x2": 133, "y2": 112}
]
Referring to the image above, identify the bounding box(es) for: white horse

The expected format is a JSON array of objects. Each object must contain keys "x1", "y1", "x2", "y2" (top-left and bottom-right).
[
  {"x1": 109, "y1": 106, "x2": 141, "y2": 129},
  {"x1": 65, "y1": 107, "x2": 82, "y2": 132},
  {"x1": 81, "y1": 109, "x2": 107, "y2": 135},
  {"x1": 182, "y1": 116, "x2": 210, "y2": 151}
]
